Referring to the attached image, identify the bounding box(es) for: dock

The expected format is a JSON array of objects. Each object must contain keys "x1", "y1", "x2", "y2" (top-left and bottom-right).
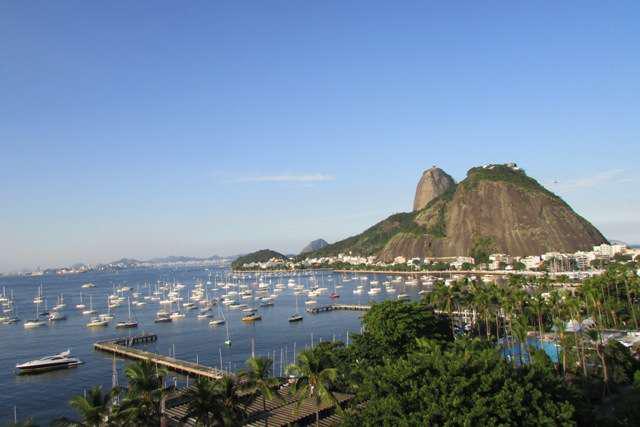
[
  {"x1": 306, "y1": 304, "x2": 371, "y2": 314},
  {"x1": 94, "y1": 334, "x2": 228, "y2": 380},
  {"x1": 164, "y1": 383, "x2": 353, "y2": 427}
]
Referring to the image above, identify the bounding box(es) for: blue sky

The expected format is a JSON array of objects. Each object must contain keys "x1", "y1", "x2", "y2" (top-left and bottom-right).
[{"x1": 1, "y1": 1, "x2": 639, "y2": 271}]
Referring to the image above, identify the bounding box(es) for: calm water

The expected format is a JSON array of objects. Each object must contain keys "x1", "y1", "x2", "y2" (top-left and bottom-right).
[{"x1": 0, "y1": 268, "x2": 425, "y2": 424}]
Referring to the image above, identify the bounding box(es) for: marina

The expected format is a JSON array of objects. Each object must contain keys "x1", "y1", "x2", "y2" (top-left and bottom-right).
[{"x1": 0, "y1": 266, "x2": 429, "y2": 424}]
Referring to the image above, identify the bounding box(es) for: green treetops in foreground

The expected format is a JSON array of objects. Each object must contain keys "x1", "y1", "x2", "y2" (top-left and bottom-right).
[
  {"x1": 40, "y1": 264, "x2": 640, "y2": 426},
  {"x1": 344, "y1": 338, "x2": 578, "y2": 427}
]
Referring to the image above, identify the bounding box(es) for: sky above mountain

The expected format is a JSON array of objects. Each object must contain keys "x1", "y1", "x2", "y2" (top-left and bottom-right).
[{"x1": 1, "y1": 1, "x2": 639, "y2": 271}]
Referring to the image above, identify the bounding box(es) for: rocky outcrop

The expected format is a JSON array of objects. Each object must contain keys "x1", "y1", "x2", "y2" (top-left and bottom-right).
[
  {"x1": 308, "y1": 164, "x2": 608, "y2": 260},
  {"x1": 300, "y1": 239, "x2": 329, "y2": 254},
  {"x1": 413, "y1": 167, "x2": 456, "y2": 211}
]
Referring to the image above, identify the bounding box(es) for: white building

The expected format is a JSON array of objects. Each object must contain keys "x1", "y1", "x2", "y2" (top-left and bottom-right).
[{"x1": 593, "y1": 244, "x2": 626, "y2": 258}]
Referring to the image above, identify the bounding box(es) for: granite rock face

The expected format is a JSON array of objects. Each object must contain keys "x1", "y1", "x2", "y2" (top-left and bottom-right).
[
  {"x1": 307, "y1": 164, "x2": 608, "y2": 260},
  {"x1": 413, "y1": 167, "x2": 456, "y2": 211},
  {"x1": 300, "y1": 239, "x2": 329, "y2": 254}
]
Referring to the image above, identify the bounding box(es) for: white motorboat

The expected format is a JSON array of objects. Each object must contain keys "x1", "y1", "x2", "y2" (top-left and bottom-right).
[
  {"x1": 16, "y1": 350, "x2": 82, "y2": 374},
  {"x1": 48, "y1": 311, "x2": 67, "y2": 321}
]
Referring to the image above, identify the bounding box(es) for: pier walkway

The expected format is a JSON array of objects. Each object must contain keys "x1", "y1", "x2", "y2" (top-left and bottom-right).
[
  {"x1": 306, "y1": 304, "x2": 371, "y2": 314},
  {"x1": 94, "y1": 333, "x2": 228, "y2": 380}
]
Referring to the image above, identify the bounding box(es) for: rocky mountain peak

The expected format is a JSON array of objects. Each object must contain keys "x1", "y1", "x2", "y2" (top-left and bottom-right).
[
  {"x1": 413, "y1": 166, "x2": 456, "y2": 211},
  {"x1": 300, "y1": 239, "x2": 329, "y2": 254}
]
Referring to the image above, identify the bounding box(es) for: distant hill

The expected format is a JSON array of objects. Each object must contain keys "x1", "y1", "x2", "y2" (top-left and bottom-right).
[
  {"x1": 231, "y1": 249, "x2": 288, "y2": 269},
  {"x1": 300, "y1": 239, "x2": 329, "y2": 254},
  {"x1": 307, "y1": 164, "x2": 607, "y2": 261},
  {"x1": 146, "y1": 255, "x2": 225, "y2": 263}
]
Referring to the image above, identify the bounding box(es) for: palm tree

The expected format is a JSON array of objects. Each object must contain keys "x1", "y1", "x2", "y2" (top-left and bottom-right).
[
  {"x1": 118, "y1": 360, "x2": 168, "y2": 425},
  {"x1": 216, "y1": 376, "x2": 246, "y2": 426},
  {"x1": 287, "y1": 350, "x2": 339, "y2": 427},
  {"x1": 241, "y1": 357, "x2": 281, "y2": 427},
  {"x1": 587, "y1": 329, "x2": 610, "y2": 397},
  {"x1": 553, "y1": 318, "x2": 568, "y2": 377},
  {"x1": 181, "y1": 377, "x2": 221, "y2": 427},
  {"x1": 511, "y1": 315, "x2": 529, "y2": 366},
  {"x1": 69, "y1": 385, "x2": 117, "y2": 427}
]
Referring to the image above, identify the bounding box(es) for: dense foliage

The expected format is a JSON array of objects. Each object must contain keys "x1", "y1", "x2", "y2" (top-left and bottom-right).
[
  {"x1": 232, "y1": 249, "x2": 287, "y2": 269},
  {"x1": 345, "y1": 339, "x2": 578, "y2": 426},
  {"x1": 47, "y1": 263, "x2": 640, "y2": 427},
  {"x1": 309, "y1": 212, "x2": 428, "y2": 258}
]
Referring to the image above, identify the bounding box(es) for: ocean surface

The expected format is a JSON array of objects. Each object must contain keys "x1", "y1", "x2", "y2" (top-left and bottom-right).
[{"x1": 0, "y1": 267, "x2": 427, "y2": 425}]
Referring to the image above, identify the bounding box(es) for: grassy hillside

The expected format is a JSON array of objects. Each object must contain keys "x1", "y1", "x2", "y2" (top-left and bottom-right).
[
  {"x1": 232, "y1": 249, "x2": 287, "y2": 269},
  {"x1": 307, "y1": 212, "x2": 429, "y2": 258}
]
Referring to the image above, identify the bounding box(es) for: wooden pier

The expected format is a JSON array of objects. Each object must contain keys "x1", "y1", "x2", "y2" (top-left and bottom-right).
[
  {"x1": 94, "y1": 334, "x2": 228, "y2": 380},
  {"x1": 306, "y1": 304, "x2": 371, "y2": 314}
]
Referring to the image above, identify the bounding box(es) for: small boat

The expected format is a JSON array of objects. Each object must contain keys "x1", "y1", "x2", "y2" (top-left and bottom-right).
[
  {"x1": 304, "y1": 300, "x2": 317, "y2": 306},
  {"x1": 16, "y1": 350, "x2": 82, "y2": 374},
  {"x1": 242, "y1": 307, "x2": 257, "y2": 313},
  {"x1": 48, "y1": 311, "x2": 67, "y2": 321},
  {"x1": 288, "y1": 313, "x2": 303, "y2": 322},
  {"x1": 3, "y1": 316, "x2": 20, "y2": 325},
  {"x1": 209, "y1": 318, "x2": 225, "y2": 326},
  {"x1": 289, "y1": 293, "x2": 303, "y2": 322},
  {"x1": 397, "y1": 294, "x2": 410, "y2": 300},
  {"x1": 24, "y1": 301, "x2": 46, "y2": 328},
  {"x1": 81, "y1": 283, "x2": 96, "y2": 288},
  {"x1": 82, "y1": 296, "x2": 96, "y2": 315},
  {"x1": 86, "y1": 317, "x2": 109, "y2": 328},
  {"x1": 330, "y1": 292, "x2": 340, "y2": 299},
  {"x1": 115, "y1": 320, "x2": 138, "y2": 328},
  {"x1": 170, "y1": 312, "x2": 185, "y2": 320},
  {"x1": 154, "y1": 313, "x2": 172, "y2": 323},
  {"x1": 116, "y1": 298, "x2": 138, "y2": 328},
  {"x1": 241, "y1": 313, "x2": 262, "y2": 322},
  {"x1": 224, "y1": 321, "x2": 232, "y2": 345},
  {"x1": 197, "y1": 311, "x2": 213, "y2": 319},
  {"x1": 23, "y1": 319, "x2": 46, "y2": 329}
]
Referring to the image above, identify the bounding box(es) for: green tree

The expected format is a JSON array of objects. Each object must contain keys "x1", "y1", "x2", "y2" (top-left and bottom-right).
[
  {"x1": 215, "y1": 376, "x2": 246, "y2": 426},
  {"x1": 343, "y1": 338, "x2": 578, "y2": 426},
  {"x1": 241, "y1": 357, "x2": 280, "y2": 427},
  {"x1": 68, "y1": 385, "x2": 117, "y2": 427},
  {"x1": 287, "y1": 349, "x2": 340, "y2": 427},
  {"x1": 181, "y1": 377, "x2": 222, "y2": 427},
  {"x1": 116, "y1": 360, "x2": 168, "y2": 426},
  {"x1": 352, "y1": 300, "x2": 451, "y2": 363},
  {"x1": 470, "y1": 236, "x2": 495, "y2": 264}
]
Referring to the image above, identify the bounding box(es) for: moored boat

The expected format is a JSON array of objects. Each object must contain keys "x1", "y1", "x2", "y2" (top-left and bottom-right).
[{"x1": 16, "y1": 350, "x2": 82, "y2": 374}]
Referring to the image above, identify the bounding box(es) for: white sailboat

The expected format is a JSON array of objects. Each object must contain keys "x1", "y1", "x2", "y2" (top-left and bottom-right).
[
  {"x1": 82, "y1": 296, "x2": 96, "y2": 315},
  {"x1": 224, "y1": 320, "x2": 232, "y2": 346},
  {"x1": 75, "y1": 293, "x2": 86, "y2": 310},
  {"x1": 116, "y1": 297, "x2": 138, "y2": 328},
  {"x1": 210, "y1": 303, "x2": 226, "y2": 326},
  {"x1": 288, "y1": 292, "x2": 303, "y2": 322},
  {"x1": 24, "y1": 301, "x2": 46, "y2": 329}
]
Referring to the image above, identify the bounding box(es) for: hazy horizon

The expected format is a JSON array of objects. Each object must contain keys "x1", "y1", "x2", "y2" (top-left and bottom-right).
[{"x1": 2, "y1": 2, "x2": 639, "y2": 272}]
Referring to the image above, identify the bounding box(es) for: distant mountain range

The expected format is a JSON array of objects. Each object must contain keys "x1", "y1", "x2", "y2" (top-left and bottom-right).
[{"x1": 107, "y1": 254, "x2": 234, "y2": 268}]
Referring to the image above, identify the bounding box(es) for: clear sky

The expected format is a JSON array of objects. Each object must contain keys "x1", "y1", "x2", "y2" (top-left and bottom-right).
[{"x1": 1, "y1": 1, "x2": 639, "y2": 272}]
